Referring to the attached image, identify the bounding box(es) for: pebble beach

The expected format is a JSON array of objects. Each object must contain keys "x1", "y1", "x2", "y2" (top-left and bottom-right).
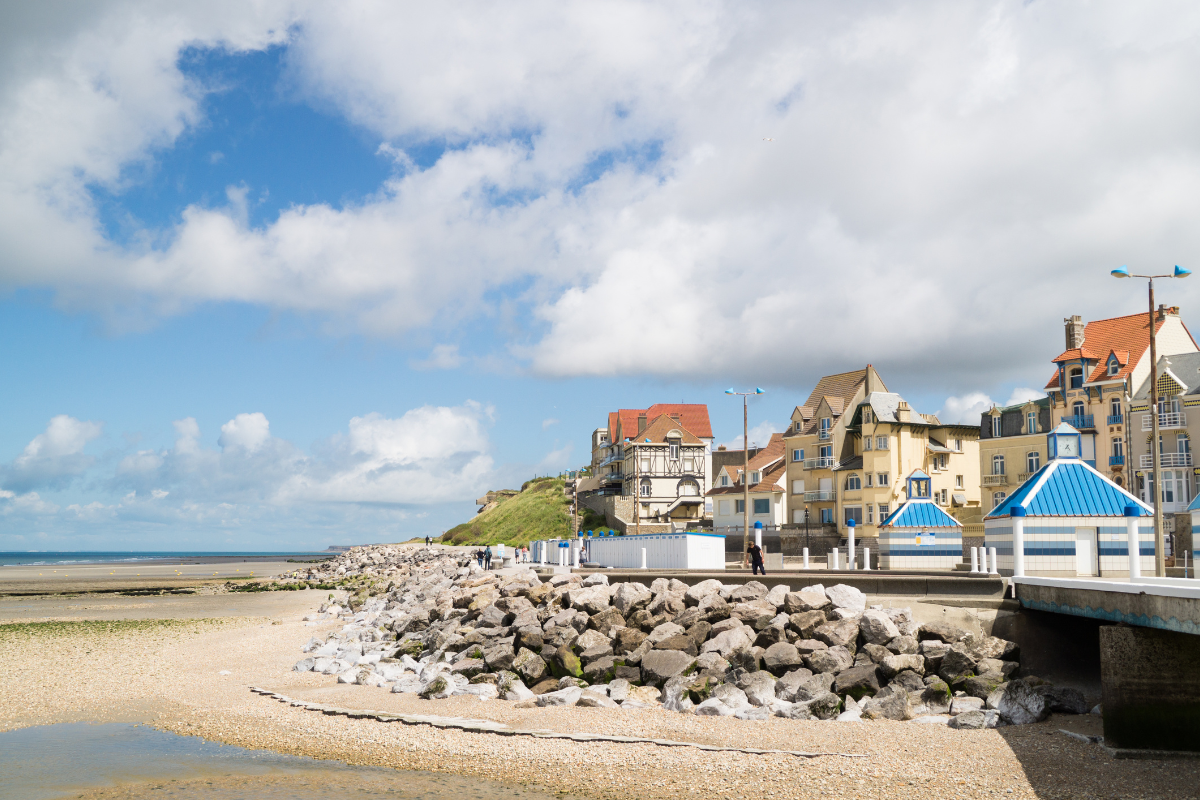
[{"x1": 2, "y1": 552, "x2": 1197, "y2": 799}]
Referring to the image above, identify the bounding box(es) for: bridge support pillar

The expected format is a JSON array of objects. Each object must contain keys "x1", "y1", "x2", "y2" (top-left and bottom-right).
[{"x1": 1101, "y1": 625, "x2": 1200, "y2": 753}]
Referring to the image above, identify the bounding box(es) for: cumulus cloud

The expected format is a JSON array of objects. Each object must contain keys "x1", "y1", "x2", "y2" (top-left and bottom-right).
[
  {"x1": 219, "y1": 412, "x2": 271, "y2": 454},
  {"x1": 938, "y1": 387, "x2": 1045, "y2": 423},
  {"x1": 4, "y1": 2, "x2": 1200, "y2": 396},
  {"x1": 720, "y1": 421, "x2": 778, "y2": 452},
  {"x1": 3, "y1": 415, "x2": 104, "y2": 492}
]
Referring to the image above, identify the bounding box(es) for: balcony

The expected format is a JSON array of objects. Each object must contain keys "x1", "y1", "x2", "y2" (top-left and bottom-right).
[
  {"x1": 803, "y1": 490, "x2": 836, "y2": 502},
  {"x1": 818, "y1": 430, "x2": 831, "y2": 441},
  {"x1": 1109, "y1": 454, "x2": 1125, "y2": 466},
  {"x1": 802, "y1": 457, "x2": 836, "y2": 470},
  {"x1": 1017, "y1": 473, "x2": 1032, "y2": 483},
  {"x1": 1107, "y1": 414, "x2": 1123, "y2": 425},
  {"x1": 1062, "y1": 414, "x2": 1095, "y2": 430},
  {"x1": 1142, "y1": 412, "x2": 1187, "y2": 430},
  {"x1": 982, "y1": 474, "x2": 1008, "y2": 486},
  {"x1": 1140, "y1": 452, "x2": 1194, "y2": 468}
]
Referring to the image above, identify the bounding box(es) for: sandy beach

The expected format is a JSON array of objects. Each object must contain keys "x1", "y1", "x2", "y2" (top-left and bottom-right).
[
  {"x1": 3, "y1": 586, "x2": 1197, "y2": 800},
  {"x1": 0, "y1": 557, "x2": 315, "y2": 596}
]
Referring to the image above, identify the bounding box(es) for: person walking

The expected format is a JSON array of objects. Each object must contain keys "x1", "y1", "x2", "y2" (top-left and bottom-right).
[
  {"x1": 747, "y1": 542, "x2": 765, "y2": 575},
  {"x1": 476, "y1": 548, "x2": 484, "y2": 568},
  {"x1": 484, "y1": 545, "x2": 493, "y2": 570}
]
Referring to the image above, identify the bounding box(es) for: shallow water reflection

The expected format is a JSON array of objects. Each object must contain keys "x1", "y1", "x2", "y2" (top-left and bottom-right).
[{"x1": 0, "y1": 723, "x2": 571, "y2": 800}]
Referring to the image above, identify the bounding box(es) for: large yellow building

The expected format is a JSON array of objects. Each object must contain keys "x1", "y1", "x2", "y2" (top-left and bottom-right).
[{"x1": 783, "y1": 366, "x2": 982, "y2": 539}]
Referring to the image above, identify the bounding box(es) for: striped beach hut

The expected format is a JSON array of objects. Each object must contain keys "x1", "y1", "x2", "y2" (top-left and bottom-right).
[
  {"x1": 984, "y1": 423, "x2": 1153, "y2": 577},
  {"x1": 877, "y1": 470, "x2": 964, "y2": 569}
]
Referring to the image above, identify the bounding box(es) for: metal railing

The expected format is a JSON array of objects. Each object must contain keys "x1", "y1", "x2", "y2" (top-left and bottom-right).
[
  {"x1": 1142, "y1": 412, "x2": 1186, "y2": 430},
  {"x1": 1140, "y1": 452, "x2": 1193, "y2": 467},
  {"x1": 818, "y1": 430, "x2": 831, "y2": 441},
  {"x1": 1109, "y1": 454, "x2": 1125, "y2": 466},
  {"x1": 803, "y1": 490, "x2": 836, "y2": 502},
  {"x1": 802, "y1": 457, "x2": 836, "y2": 470},
  {"x1": 982, "y1": 474, "x2": 1008, "y2": 486},
  {"x1": 1062, "y1": 414, "x2": 1094, "y2": 429},
  {"x1": 1107, "y1": 414, "x2": 1123, "y2": 425}
]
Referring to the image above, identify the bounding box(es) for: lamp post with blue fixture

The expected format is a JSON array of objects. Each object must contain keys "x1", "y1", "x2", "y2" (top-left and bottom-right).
[
  {"x1": 1111, "y1": 264, "x2": 1191, "y2": 576},
  {"x1": 726, "y1": 387, "x2": 765, "y2": 566}
]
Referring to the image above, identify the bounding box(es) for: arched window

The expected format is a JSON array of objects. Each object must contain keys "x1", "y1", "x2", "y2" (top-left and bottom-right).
[
  {"x1": 992, "y1": 454, "x2": 1006, "y2": 475},
  {"x1": 846, "y1": 473, "x2": 861, "y2": 491},
  {"x1": 677, "y1": 479, "x2": 699, "y2": 497},
  {"x1": 992, "y1": 491, "x2": 1007, "y2": 507},
  {"x1": 1026, "y1": 411, "x2": 1037, "y2": 434},
  {"x1": 639, "y1": 478, "x2": 652, "y2": 497},
  {"x1": 1072, "y1": 400, "x2": 1085, "y2": 418},
  {"x1": 1027, "y1": 451, "x2": 1040, "y2": 473},
  {"x1": 1108, "y1": 359, "x2": 1119, "y2": 376},
  {"x1": 1069, "y1": 367, "x2": 1084, "y2": 389}
]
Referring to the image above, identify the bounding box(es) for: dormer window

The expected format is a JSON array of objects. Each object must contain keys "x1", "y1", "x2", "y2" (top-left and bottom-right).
[
  {"x1": 863, "y1": 408, "x2": 872, "y2": 424},
  {"x1": 720, "y1": 475, "x2": 729, "y2": 487},
  {"x1": 991, "y1": 416, "x2": 1001, "y2": 437},
  {"x1": 751, "y1": 471, "x2": 761, "y2": 484},
  {"x1": 1108, "y1": 359, "x2": 1119, "y2": 376},
  {"x1": 1069, "y1": 367, "x2": 1084, "y2": 389}
]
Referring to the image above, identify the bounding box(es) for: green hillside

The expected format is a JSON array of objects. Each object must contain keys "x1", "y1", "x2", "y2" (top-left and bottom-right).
[{"x1": 440, "y1": 477, "x2": 573, "y2": 546}]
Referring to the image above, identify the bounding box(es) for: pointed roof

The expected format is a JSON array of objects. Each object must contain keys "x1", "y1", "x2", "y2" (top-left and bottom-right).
[
  {"x1": 800, "y1": 369, "x2": 870, "y2": 415},
  {"x1": 1134, "y1": 353, "x2": 1200, "y2": 399},
  {"x1": 985, "y1": 459, "x2": 1152, "y2": 519},
  {"x1": 633, "y1": 414, "x2": 704, "y2": 445},
  {"x1": 1045, "y1": 311, "x2": 1197, "y2": 390},
  {"x1": 608, "y1": 404, "x2": 713, "y2": 441},
  {"x1": 880, "y1": 499, "x2": 962, "y2": 529}
]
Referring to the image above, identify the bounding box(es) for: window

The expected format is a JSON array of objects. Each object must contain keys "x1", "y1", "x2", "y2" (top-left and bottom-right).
[
  {"x1": 846, "y1": 474, "x2": 861, "y2": 491},
  {"x1": 844, "y1": 506, "x2": 862, "y2": 525},
  {"x1": 735, "y1": 499, "x2": 745, "y2": 513},
  {"x1": 878, "y1": 503, "x2": 890, "y2": 519},
  {"x1": 876, "y1": 436, "x2": 889, "y2": 449},
  {"x1": 678, "y1": 480, "x2": 699, "y2": 496},
  {"x1": 865, "y1": 474, "x2": 874, "y2": 487},
  {"x1": 1072, "y1": 400, "x2": 1085, "y2": 419},
  {"x1": 819, "y1": 418, "x2": 832, "y2": 439},
  {"x1": 941, "y1": 489, "x2": 948, "y2": 505},
  {"x1": 640, "y1": 479, "x2": 652, "y2": 497},
  {"x1": 753, "y1": 498, "x2": 770, "y2": 515},
  {"x1": 991, "y1": 416, "x2": 1001, "y2": 437},
  {"x1": 863, "y1": 408, "x2": 872, "y2": 424},
  {"x1": 992, "y1": 454, "x2": 1006, "y2": 475},
  {"x1": 750, "y1": 471, "x2": 761, "y2": 484},
  {"x1": 792, "y1": 479, "x2": 804, "y2": 494},
  {"x1": 820, "y1": 444, "x2": 833, "y2": 460},
  {"x1": 1069, "y1": 367, "x2": 1083, "y2": 389},
  {"x1": 640, "y1": 458, "x2": 651, "y2": 472},
  {"x1": 1110, "y1": 397, "x2": 1121, "y2": 418},
  {"x1": 940, "y1": 454, "x2": 948, "y2": 470},
  {"x1": 877, "y1": 472, "x2": 889, "y2": 486},
  {"x1": 683, "y1": 457, "x2": 694, "y2": 472},
  {"x1": 1180, "y1": 434, "x2": 1191, "y2": 454},
  {"x1": 820, "y1": 508, "x2": 833, "y2": 524},
  {"x1": 1108, "y1": 359, "x2": 1119, "y2": 376},
  {"x1": 792, "y1": 448, "x2": 803, "y2": 462},
  {"x1": 1027, "y1": 412, "x2": 1037, "y2": 434},
  {"x1": 718, "y1": 500, "x2": 730, "y2": 515},
  {"x1": 992, "y1": 491, "x2": 1007, "y2": 507},
  {"x1": 720, "y1": 475, "x2": 729, "y2": 487},
  {"x1": 866, "y1": 504, "x2": 875, "y2": 524},
  {"x1": 669, "y1": 442, "x2": 680, "y2": 460},
  {"x1": 955, "y1": 474, "x2": 964, "y2": 489},
  {"x1": 1111, "y1": 437, "x2": 1123, "y2": 458},
  {"x1": 954, "y1": 438, "x2": 963, "y2": 451},
  {"x1": 1027, "y1": 451, "x2": 1040, "y2": 473},
  {"x1": 863, "y1": 437, "x2": 872, "y2": 451}
]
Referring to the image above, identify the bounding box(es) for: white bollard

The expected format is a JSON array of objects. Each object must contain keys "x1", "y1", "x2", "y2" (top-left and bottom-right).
[
  {"x1": 640, "y1": 547, "x2": 647, "y2": 570},
  {"x1": 847, "y1": 526, "x2": 856, "y2": 571},
  {"x1": 802, "y1": 548, "x2": 809, "y2": 569},
  {"x1": 989, "y1": 547, "x2": 999, "y2": 575},
  {"x1": 970, "y1": 547, "x2": 979, "y2": 574},
  {"x1": 832, "y1": 548, "x2": 841, "y2": 570},
  {"x1": 572, "y1": 544, "x2": 579, "y2": 569},
  {"x1": 862, "y1": 547, "x2": 871, "y2": 570},
  {"x1": 541, "y1": 543, "x2": 548, "y2": 566},
  {"x1": 1126, "y1": 506, "x2": 1141, "y2": 580},
  {"x1": 1011, "y1": 510, "x2": 1026, "y2": 577}
]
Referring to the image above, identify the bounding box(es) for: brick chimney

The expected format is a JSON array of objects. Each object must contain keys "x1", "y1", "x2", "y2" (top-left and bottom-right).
[
  {"x1": 896, "y1": 401, "x2": 912, "y2": 423},
  {"x1": 637, "y1": 414, "x2": 647, "y2": 434},
  {"x1": 1157, "y1": 304, "x2": 1179, "y2": 321},
  {"x1": 1064, "y1": 315, "x2": 1085, "y2": 350}
]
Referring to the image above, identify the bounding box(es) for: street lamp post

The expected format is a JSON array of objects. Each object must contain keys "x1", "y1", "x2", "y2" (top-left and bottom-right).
[
  {"x1": 726, "y1": 387, "x2": 765, "y2": 567},
  {"x1": 1111, "y1": 265, "x2": 1191, "y2": 577}
]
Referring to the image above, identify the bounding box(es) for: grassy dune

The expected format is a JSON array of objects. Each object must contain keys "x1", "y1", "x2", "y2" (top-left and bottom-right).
[{"x1": 441, "y1": 477, "x2": 572, "y2": 546}]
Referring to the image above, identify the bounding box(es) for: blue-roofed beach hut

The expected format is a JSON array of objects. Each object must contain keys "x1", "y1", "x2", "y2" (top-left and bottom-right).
[
  {"x1": 985, "y1": 423, "x2": 1154, "y2": 576},
  {"x1": 878, "y1": 470, "x2": 964, "y2": 569}
]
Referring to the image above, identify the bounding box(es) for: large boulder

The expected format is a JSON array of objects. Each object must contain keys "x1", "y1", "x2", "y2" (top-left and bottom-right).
[
  {"x1": 738, "y1": 670, "x2": 780, "y2": 706},
  {"x1": 833, "y1": 665, "x2": 881, "y2": 700},
  {"x1": 880, "y1": 654, "x2": 925, "y2": 680},
  {"x1": 568, "y1": 586, "x2": 612, "y2": 615},
  {"x1": 801, "y1": 691, "x2": 843, "y2": 720},
  {"x1": 728, "y1": 581, "x2": 769, "y2": 603},
  {"x1": 684, "y1": 579, "x2": 725, "y2": 606},
  {"x1": 587, "y1": 607, "x2": 626, "y2": 637},
  {"x1": 794, "y1": 638, "x2": 828, "y2": 656},
  {"x1": 654, "y1": 634, "x2": 698, "y2": 657},
  {"x1": 647, "y1": 621, "x2": 687, "y2": 646},
  {"x1": 693, "y1": 651, "x2": 730, "y2": 678},
  {"x1": 825, "y1": 584, "x2": 867, "y2": 613},
  {"x1": 784, "y1": 590, "x2": 831, "y2": 614},
  {"x1": 551, "y1": 644, "x2": 584, "y2": 679},
  {"x1": 578, "y1": 690, "x2": 619, "y2": 708},
  {"x1": 963, "y1": 673, "x2": 1006, "y2": 700},
  {"x1": 582, "y1": 655, "x2": 618, "y2": 683},
  {"x1": 536, "y1": 686, "x2": 583, "y2": 706},
  {"x1": 611, "y1": 582, "x2": 653, "y2": 615},
  {"x1": 702, "y1": 626, "x2": 754, "y2": 658},
  {"x1": 1039, "y1": 686, "x2": 1089, "y2": 715},
  {"x1": 859, "y1": 610, "x2": 901, "y2": 645},
  {"x1": 496, "y1": 670, "x2": 534, "y2": 701},
  {"x1": 886, "y1": 635, "x2": 920, "y2": 655},
  {"x1": 938, "y1": 646, "x2": 978, "y2": 685},
  {"x1": 890, "y1": 670, "x2": 926, "y2": 694},
  {"x1": 814, "y1": 619, "x2": 860, "y2": 650},
  {"x1": 805, "y1": 645, "x2": 854, "y2": 674},
  {"x1": 765, "y1": 584, "x2": 791, "y2": 608},
  {"x1": 512, "y1": 647, "x2": 548, "y2": 684},
  {"x1": 697, "y1": 594, "x2": 732, "y2": 623},
  {"x1": 661, "y1": 676, "x2": 694, "y2": 713},
  {"x1": 730, "y1": 600, "x2": 779, "y2": 627},
  {"x1": 762, "y1": 642, "x2": 804, "y2": 676},
  {"x1": 573, "y1": 628, "x2": 610, "y2": 653},
  {"x1": 613, "y1": 627, "x2": 648, "y2": 655},
  {"x1": 640, "y1": 649, "x2": 697, "y2": 687},
  {"x1": 919, "y1": 621, "x2": 969, "y2": 643},
  {"x1": 995, "y1": 679, "x2": 1050, "y2": 725},
  {"x1": 948, "y1": 709, "x2": 1006, "y2": 729},
  {"x1": 861, "y1": 687, "x2": 912, "y2": 720},
  {"x1": 788, "y1": 611, "x2": 828, "y2": 639}
]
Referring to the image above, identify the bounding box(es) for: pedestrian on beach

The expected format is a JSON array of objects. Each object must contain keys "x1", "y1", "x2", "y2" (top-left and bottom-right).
[
  {"x1": 484, "y1": 546, "x2": 492, "y2": 570},
  {"x1": 476, "y1": 548, "x2": 484, "y2": 567},
  {"x1": 747, "y1": 542, "x2": 765, "y2": 575}
]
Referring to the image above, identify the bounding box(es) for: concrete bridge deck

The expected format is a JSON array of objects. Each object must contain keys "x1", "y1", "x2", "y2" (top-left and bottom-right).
[{"x1": 1011, "y1": 576, "x2": 1200, "y2": 636}]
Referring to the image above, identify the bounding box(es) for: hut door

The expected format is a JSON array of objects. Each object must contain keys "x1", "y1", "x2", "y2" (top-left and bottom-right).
[{"x1": 1074, "y1": 527, "x2": 1097, "y2": 576}]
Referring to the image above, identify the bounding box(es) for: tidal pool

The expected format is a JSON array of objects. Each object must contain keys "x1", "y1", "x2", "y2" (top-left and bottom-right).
[{"x1": 0, "y1": 723, "x2": 574, "y2": 800}]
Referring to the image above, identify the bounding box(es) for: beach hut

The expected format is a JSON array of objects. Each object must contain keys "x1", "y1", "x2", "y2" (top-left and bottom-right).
[
  {"x1": 984, "y1": 423, "x2": 1154, "y2": 577},
  {"x1": 877, "y1": 470, "x2": 964, "y2": 569}
]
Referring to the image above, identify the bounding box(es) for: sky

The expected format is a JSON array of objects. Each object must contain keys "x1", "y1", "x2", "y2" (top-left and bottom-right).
[{"x1": 3, "y1": 1, "x2": 1200, "y2": 551}]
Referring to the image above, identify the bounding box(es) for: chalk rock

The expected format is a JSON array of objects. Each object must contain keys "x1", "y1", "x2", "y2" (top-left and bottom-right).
[
  {"x1": 784, "y1": 590, "x2": 831, "y2": 614},
  {"x1": 995, "y1": 679, "x2": 1050, "y2": 725},
  {"x1": 640, "y1": 649, "x2": 697, "y2": 687},
  {"x1": 536, "y1": 687, "x2": 583, "y2": 707},
  {"x1": 825, "y1": 584, "x2": 867, "y2": 613},
  {"x1": 859, "y1": 610, "x2": 902, "y2": 645},
  {"x1": 762, "y1": 642, "x2": 804, "y2": 676},
  {"x1": 612, "y1": 582, "x2": 653, "y2": 615},
  {"x1": 738, "y1": 671, "x2": 780, "y2": 707}
]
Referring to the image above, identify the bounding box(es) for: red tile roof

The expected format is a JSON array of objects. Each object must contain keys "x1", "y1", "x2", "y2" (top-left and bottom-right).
[
  {"x1": 707, "y1": 433, "x2": 785, "y2": 494},
  {"x1": 608, "y1": 404, "x2": 712, "y2": 441},
  {"x1": 629, "y1": 414, "x2": 704, "y2": 445},
  {"x1": 1044, "y1": 311, "x2": 1194, "y2": 390}
]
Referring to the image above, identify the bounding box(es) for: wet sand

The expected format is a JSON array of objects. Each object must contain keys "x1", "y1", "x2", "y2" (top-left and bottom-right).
[
  {"x1": 0, "y1": 558, "x2": 303, "y2": 595},
  {"x1": 2, "y1": 589, "x2": 1197, "y2": 800}
]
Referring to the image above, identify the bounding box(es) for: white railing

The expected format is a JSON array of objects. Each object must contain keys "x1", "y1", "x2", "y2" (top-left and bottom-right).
[
  {"x1": 1140, "y1": 452, "x2": 1193, "y2": 468},
  {"x1": 802, "y1": 457, "x2": 835, "y2": 470},
  {"x1": 1142, "y1": 412, "x2": 1186, "y2": 430},
  {"x1": 982, "y1": 474, "x2": 1008, "y2": 486},
  {"x1": 803, "y1": 490, "x2": 836, "y2": 502}
]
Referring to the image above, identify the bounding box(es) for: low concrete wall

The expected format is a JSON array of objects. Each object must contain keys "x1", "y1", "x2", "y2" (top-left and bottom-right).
[{"x1": 1101, "y1": 625, "x2": 1200, "y2": 752}]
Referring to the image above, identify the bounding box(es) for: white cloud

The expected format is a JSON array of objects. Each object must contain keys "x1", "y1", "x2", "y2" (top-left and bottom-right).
[
  {"x1": 720, "y1": 421, "x2": 778, "y2": 451},
  {"x1": 219, "y1": 412, "x2": 271, "y2": 454},
  {"x1": 542, "y1": 418, "x2": 559, "y2": 430},
  {"x1": 938, "y1": 387, "x2": 1046, "y2": 423},
  {"x1": 4, "y1": 3, "x2": 1200, "y2": 394},
  {"x1": 4, "y1": 415, "x2": 104, "y2": 492},
  {"x1": 411, "y1": 344, "x2": 464, "y2": 371},
  {"x1": 1005, "y1": 387, "x2": 1046, "y2": 407},
  {"x1": 538, "y1": 443, "x2": 574, "y2": 472}
]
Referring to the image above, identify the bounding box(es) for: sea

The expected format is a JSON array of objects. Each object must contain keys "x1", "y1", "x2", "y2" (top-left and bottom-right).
[{"x1": 0, "y1": 551, "x2": 330, "y2": 567}]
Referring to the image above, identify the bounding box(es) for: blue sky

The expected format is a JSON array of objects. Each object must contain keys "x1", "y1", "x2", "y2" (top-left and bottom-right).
[{"x1": 2, "y1": 2, "x2": 1198, "y2": 550}]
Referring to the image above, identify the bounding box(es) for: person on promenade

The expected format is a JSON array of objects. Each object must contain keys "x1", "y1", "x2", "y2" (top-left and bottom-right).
[
  {"x1": 476, "y1": 548, "x2": 484, "y2": 567},
  {"x1": 484, "y1": 546, "x2": 493, "y2": 570},
  {"x1": 747, "y1": 542, "x2": 765, "y2": 575}
]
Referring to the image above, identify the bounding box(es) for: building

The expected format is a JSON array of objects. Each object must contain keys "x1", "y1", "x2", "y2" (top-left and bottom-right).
[
  {"x1": 1129, "y1": 352, "x2": 1200, "y2": 517},
  {"x1": 707, "y1": 433, "x2": 787, "y2": 529},
  {"x1": 590, "y1": 403, "x2": 714, "y2": 501},
  {"x1": 877, "y1": 470, "x2": 965, "y2": 570},
  {"x1": 985, "y1": 423, "x2": 1154, "y2": 577},
  {"x1": 620, "y1": 413, "x2": 710, "y2": 526},
  {"x1": 979, "y1": 398, "x2": 1052, "y2": 514},
  {"x1": 783, "y1": 366, "x2": 982, "y2": 539}
]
